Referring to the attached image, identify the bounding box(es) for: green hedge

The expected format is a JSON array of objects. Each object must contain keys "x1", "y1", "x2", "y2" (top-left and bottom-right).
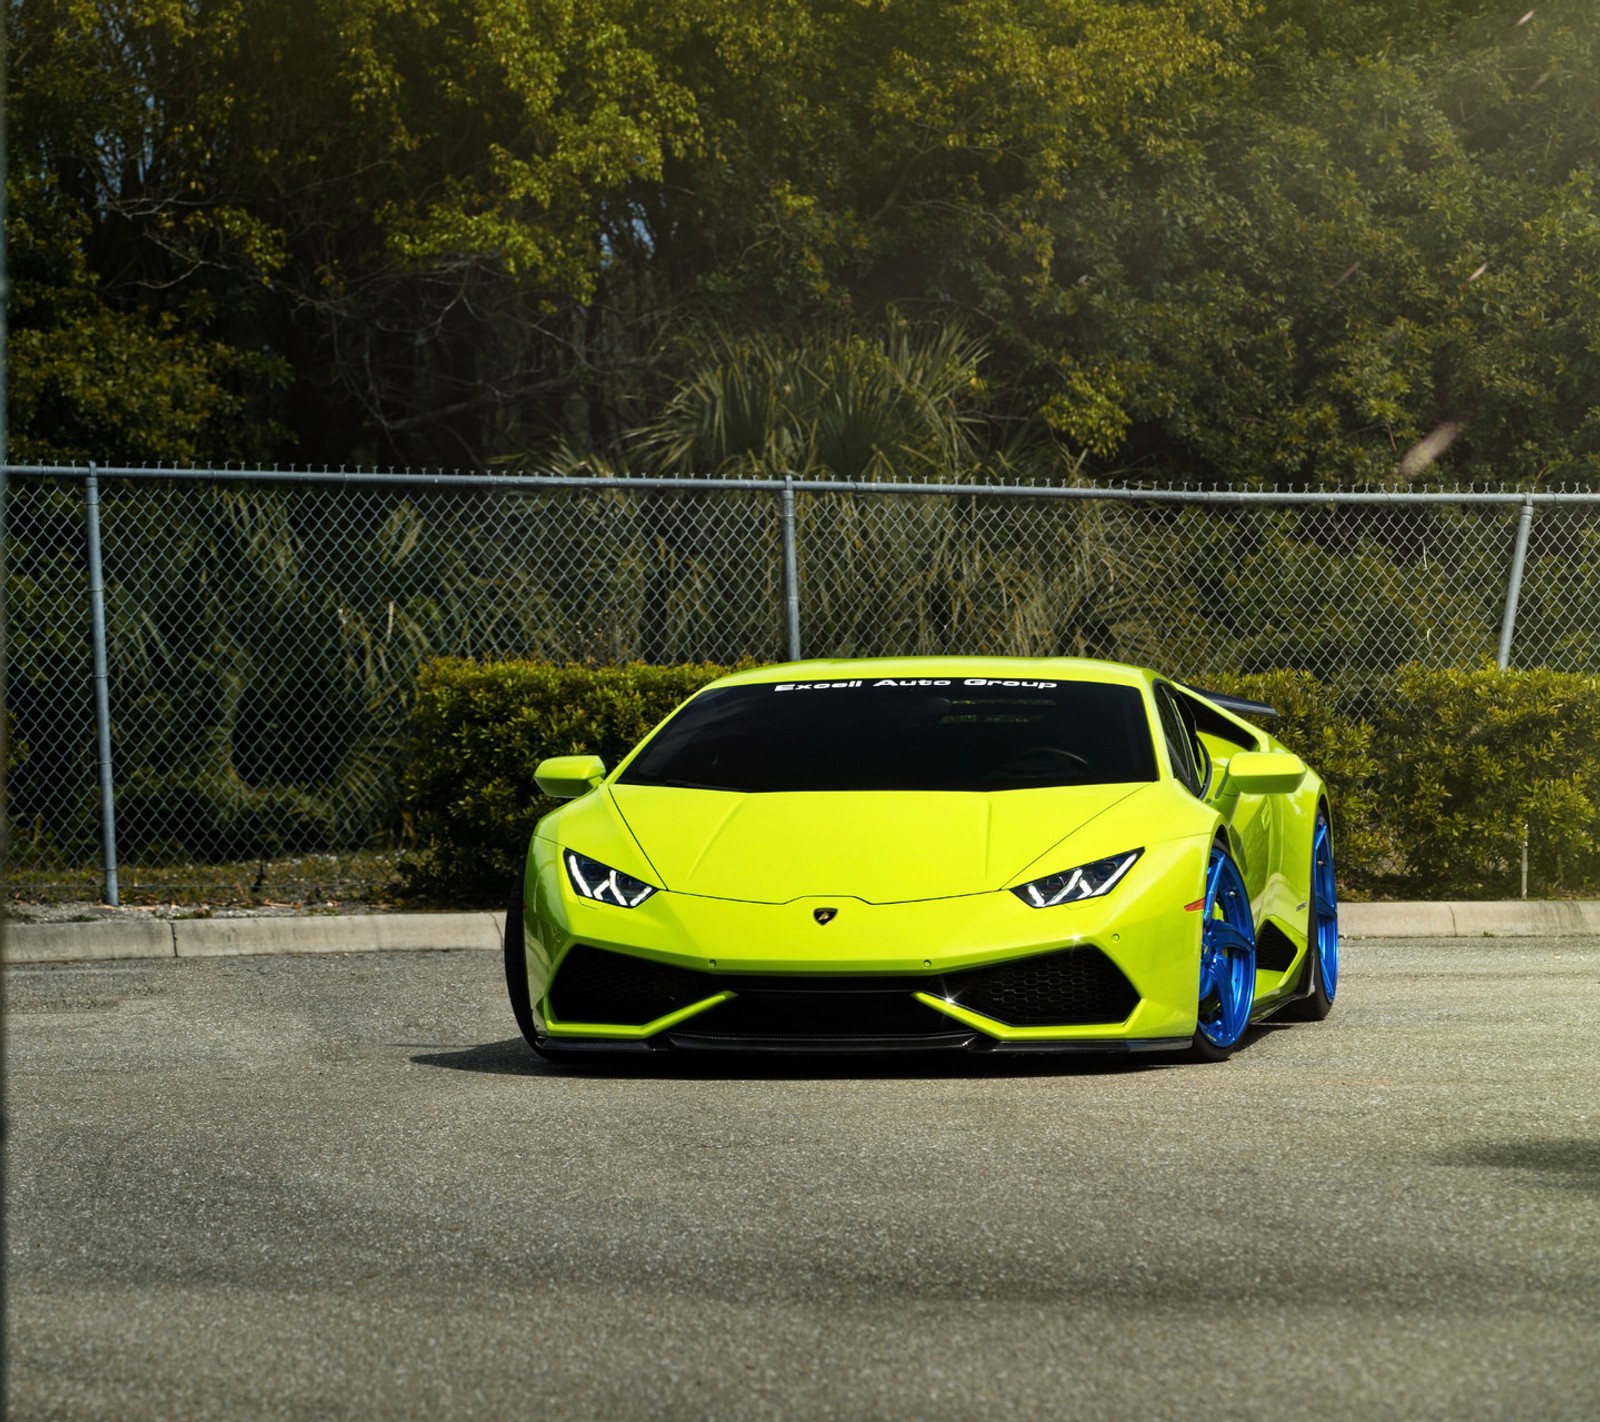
[
  {"x1": 400, "y1": 660, "x2": 731, "y2": 897},
  {"x1": 399, "y1": 660, "x2": 1600, "y2": 902},
  {"x1": 1372, "y1": 666, "x2": 1600, "y2": 897}
]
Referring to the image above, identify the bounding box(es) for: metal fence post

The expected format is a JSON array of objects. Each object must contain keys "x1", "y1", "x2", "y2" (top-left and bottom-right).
[
  {"x1": 1496, "y1": 494, "x2": 1535, "y2": 671},
  {"x1": 781, "y1": 474, "x2": 802, "y2": 660},
  {"x1": 84, "y1": 465, "x2": 120, "y2": 905},
  {"x1": 1, "y1": 43, "x2": 10, "y2": 946}
]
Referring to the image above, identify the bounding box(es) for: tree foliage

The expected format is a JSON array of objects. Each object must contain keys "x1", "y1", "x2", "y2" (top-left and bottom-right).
[
  {"x1": 8, "y1": 0, "x2": 1599, "y2": 483},
  {"x1": 8, "y1": 0, "x2": 699, "y2": 463},
  {"x1": 625, "y1": 323, "x2": 997, "y2": 481}
]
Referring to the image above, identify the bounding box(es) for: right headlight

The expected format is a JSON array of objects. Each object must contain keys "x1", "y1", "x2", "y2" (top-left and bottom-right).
[
  {"x1": 564, "y1": 851, "x2": 659, "y2": 908},
  {"x1": 1011, "y1": 849, "x2": 1142, "y2": 908}
]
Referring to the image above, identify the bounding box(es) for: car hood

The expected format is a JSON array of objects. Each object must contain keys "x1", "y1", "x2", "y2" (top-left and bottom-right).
[{"x1": 605, "y1": 782, "x2": 1150, "y2": 904}]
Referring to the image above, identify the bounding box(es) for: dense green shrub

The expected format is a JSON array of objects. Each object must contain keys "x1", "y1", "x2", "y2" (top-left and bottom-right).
[
  {"x1": 1374, "y1": 667, "x2": 1600, "y2": 898},
  {"x1": 400, "y1": 659, "x2": 731, "y2": 898},
  {"x1": 397, "y1": 659, "x2": 1600, "y2": 904}
]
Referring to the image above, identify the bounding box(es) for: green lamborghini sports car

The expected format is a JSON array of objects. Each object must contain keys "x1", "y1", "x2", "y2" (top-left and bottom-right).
[{"x1": 505, "y1": 657, "x2": 1339, "y2": 1061}]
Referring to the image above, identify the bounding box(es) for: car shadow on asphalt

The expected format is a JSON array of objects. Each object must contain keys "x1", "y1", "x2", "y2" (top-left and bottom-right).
[
  {"x1": 1430, "y1": 1137, "x2": 1600, "y2": 1195},
  {"x1": 409, "y1": 1037, "x2": 1182, "y2": 1081}
]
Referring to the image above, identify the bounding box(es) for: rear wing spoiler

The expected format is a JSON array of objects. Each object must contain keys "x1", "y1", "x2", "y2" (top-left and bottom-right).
[{"x1": 1188, "y1": 688, "x2": 1280, "y2": 720}]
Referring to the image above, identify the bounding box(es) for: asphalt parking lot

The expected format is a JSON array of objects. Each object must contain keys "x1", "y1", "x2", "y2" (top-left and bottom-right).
[{"x1": 7, "y1": 937, "x2": 1599, "y2": 1422}]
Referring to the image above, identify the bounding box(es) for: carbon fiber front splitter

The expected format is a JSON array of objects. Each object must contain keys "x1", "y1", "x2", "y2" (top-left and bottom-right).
[{"x1": 534, "y1": 1031, "x2": 1193, "y2": 1056}]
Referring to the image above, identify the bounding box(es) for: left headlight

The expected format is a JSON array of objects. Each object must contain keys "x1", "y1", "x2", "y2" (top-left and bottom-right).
[
  {"x1": 564, "y1": 850, "x2": 659, "y2": 908},
  {"x1": 1012, "y1": 849, "x2": 1142, "y2": 908}
]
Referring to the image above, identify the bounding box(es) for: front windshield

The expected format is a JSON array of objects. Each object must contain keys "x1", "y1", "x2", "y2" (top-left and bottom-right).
[{"x1": 617, "y1": 677, "x2": 1157, "y2": 793}]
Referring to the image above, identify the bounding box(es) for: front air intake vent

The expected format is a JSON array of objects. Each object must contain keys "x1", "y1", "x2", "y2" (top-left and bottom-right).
[
  {"x1": 662, "y1": 973, "x2": 968, "y2": 1051},
  {"x1": 548, "y1": 944, "x2": 710, "y2": 1026},
  {"x1": 945, "y1": 947, "x2": 1139, "y2": 1027},
  {"x1": 688, "y1": 980, "x2": 953, "y2": 1039}
]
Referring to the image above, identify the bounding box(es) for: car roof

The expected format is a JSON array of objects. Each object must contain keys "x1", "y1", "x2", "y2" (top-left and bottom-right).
[{"x1": 704, "y1": 656, "x2": 1157, "y2": 692}]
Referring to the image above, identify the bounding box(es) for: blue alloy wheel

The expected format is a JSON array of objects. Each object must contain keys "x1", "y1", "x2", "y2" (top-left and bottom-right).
[
  {"x1": 1278, "y1": 807, "x2": 1341, "y2": 1022},
  {"x1": 1312, "y1": 812, "x2": 1339, "y2": 1002},
  {"x1": 1194, "y1": 845, "x2": 1256, "y2": 1057},
  {"x1": 1280, "y1": 806, "x2": 1339, "y2": 1022}
]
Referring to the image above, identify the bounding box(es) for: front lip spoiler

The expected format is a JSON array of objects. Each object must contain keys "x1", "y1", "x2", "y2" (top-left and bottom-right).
[
  {"x1": 983, "y1": 1036, "x2": 1190, "y2": 1054},
  {"x1": 535, "y1": 1032, "x2": 1193, "y2": 1056}
]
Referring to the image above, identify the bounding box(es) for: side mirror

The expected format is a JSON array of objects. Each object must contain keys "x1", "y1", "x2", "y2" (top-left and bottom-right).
[
  {"x1": 1220, "y1": 750, "x2": 1306, "y2": 796},
  {"x1": 535, "y1": 754, "x2": 607, "y2": 800}
]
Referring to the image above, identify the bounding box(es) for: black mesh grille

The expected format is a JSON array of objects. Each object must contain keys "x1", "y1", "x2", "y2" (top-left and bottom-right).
[
  {"x1": 549, "y1": 944, "x2": 711, "y2": 1025},
  {"x1": 685, "y1": 983, "x2": 952, "y2": 1039},
  {"x1": 944, "y1": 947, "x2": 1138, "y2": 1026}
]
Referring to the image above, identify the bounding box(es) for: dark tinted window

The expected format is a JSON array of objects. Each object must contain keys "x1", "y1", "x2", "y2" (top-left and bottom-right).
[
  {"x1": 618, "y1": 678, "x2": 1158, "y2": 793},
  {"x1": 1178, "y1": 687, "x2": 1262, "y2": 752},
  {"x1": 1155, "y1": 683, "x2": 1207, "y2": 796}
]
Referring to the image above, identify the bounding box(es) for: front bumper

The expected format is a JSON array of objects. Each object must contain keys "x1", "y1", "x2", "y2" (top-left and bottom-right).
[{"x1": 522, "y1": 832, "x2": 1209, "y2": 1053}]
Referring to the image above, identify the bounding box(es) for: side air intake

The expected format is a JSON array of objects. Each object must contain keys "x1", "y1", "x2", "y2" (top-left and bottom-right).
[
  {"x1": 548, "y1": 944, "x2": 711, "y2": 1025},
  {"x1": 944, "y1": 947, "x2": 1139, "y2": 1027}
]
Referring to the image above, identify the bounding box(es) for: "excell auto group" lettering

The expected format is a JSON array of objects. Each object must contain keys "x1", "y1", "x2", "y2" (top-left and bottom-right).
[{"x1": 773, "y1": 678, "x2": 1059, "y2": 691}]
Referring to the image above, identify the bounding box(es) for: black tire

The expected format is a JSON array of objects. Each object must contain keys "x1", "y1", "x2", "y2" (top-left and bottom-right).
[
  {"x1": 1279, "y1": 807, "x2": 1338, "y2": 1022},
  {"x1": 1186, "y1": 1031, "x2": 1234, "y2": 1064},
  {"x1": 504, "y1": 875, "x2": 554, "y2": 1055}
]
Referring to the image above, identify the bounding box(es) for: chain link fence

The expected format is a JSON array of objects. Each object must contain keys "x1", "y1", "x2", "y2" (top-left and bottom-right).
[{"x1": 5, "y1": 466, "x2": 1599, "y2": 903}]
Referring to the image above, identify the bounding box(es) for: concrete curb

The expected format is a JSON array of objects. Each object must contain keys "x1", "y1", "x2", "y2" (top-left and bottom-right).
[
  {"x1": 5, "y1": 902, "x2": 1599, "y2": 966},
  {"x1": 1340, "y1": 900, "x2": 1600, "y2": 938},
  {"x1": 3, "y1": 912, "x2": 503, "y2": 966}
]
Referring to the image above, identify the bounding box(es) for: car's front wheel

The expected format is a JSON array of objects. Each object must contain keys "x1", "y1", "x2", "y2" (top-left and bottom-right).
[
  {"x1": 1280, "y1": 806, "x2": 1338, "y2": 1021},
  {"x1": 1188, "y1": 842, "x2": 1257, "y2": 1062},
  {"x1": 503, "y1": 875, "x2": 542, "y2": 1050}
]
